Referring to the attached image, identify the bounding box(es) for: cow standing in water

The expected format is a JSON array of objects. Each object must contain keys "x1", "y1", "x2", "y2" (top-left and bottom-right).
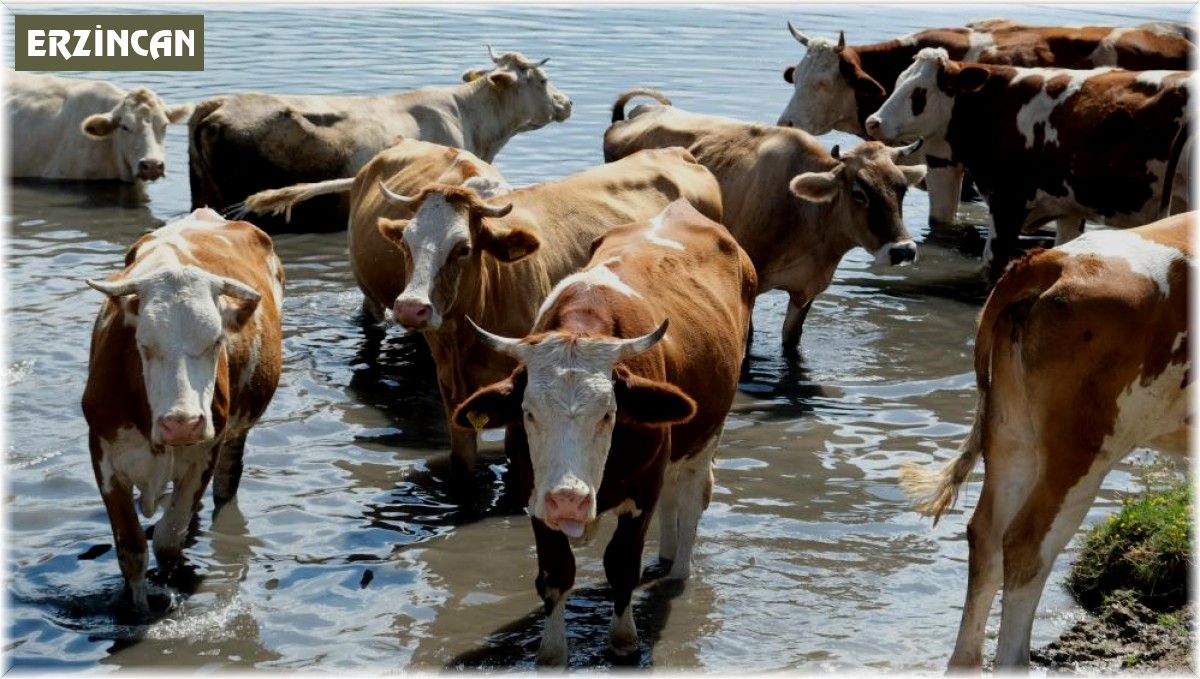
[
  {"x1": 454, "y1": 200, "x2": 756, "y2": 664},
  {"x1": 902, "y1": 213, "x2": 1192, "y2": 670},
  {"x1": 83, "y1": 208, "x2": 284, "y2": 612},
  {"x1": 8, "y1": 73, "x2": 193, "y2": 183},
  {"x1": 189, "y1": 47, "x2": 571, "y2": 232}
]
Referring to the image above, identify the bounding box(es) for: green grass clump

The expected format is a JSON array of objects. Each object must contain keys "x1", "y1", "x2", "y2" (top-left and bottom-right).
[{"x1": 1066, "y1": 481, "x2": 1192, "y2": 612}]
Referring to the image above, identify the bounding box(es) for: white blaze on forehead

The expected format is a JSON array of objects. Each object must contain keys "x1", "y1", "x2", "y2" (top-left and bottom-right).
[
  {"x1": 871, "y1": 48, "x2": 956, "y2": 141},
  {"x1": 1012, "y1": 67, "x2": 1110, "y2": 150},
  {"x1": 401, "y1": 193, "x2": 469, "y2": 300},
  {"x1": 536, "y1": 257, "x2": 640, "y2": 320},
  {"x1": 963, "y1": 29, "x2": 996, "y2": 61},
  {"x1": 645, "y1": 210, "x2": 686, "y2": 250},
  {"x1": 1057, "y1": 229, "x2": 1184, "y2": 296}
]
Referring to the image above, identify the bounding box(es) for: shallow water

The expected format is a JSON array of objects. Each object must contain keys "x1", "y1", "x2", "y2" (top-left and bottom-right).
[{"x1": 4, "y1": 4, "x2": 1189, "y2": 672}]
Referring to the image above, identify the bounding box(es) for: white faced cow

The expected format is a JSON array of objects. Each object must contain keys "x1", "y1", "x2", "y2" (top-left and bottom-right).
[
  {"x1": 83, "y1": 208, "x2": 284, "y2": 612},
  {"x1": 8, "y1": 72, "x2": 193, "y2": 183},
  {"x1": 189, "y1": 46, "x2": 571, "y2": 232},
  {"x1": 454, "y1": 199, "x2": 756, "y2": 664},
  {"x1": 901, "y1": 212, "x2": 1192, "y2": 670}
]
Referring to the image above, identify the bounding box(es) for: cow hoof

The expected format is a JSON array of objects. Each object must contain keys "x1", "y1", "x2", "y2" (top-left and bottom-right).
[
  {"x1": 608, "y1": 628, "x2": 639, "y2": 657},
  {"x1": 534, "y1": 643, "x2": 567, "y2": 667}
]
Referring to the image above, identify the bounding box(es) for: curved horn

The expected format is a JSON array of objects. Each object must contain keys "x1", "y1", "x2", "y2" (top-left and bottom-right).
[
  {"x1": 535, "y1": 57, "x2": 550, "y2": 67},
  {"x1": 476, "y1": 201, "x2": 514, "y2": 218},
  {"x1": 614, "y1": 319, "x2": 670, "y2": 363},
  {"x1": 892, "y1": 137, "x2": 924, "y2": 158},
  {"x1": 379, "y1": 180, "x2": 418, "y2": 207},
  {"x1": 831, "y1": 145, "x2": 841, "y2": 160},
  {"x1": 837, "y1": 30, "x2": 846, "y2": 51},
  {"x1": 486, "y1": 44, "x2": 501, "y2": 63},
  {"x1": 787, "y1": 21, "x2": 809, "y2": 46},
  {"x1": 86, "y1": 278, "x2": 139, "y2": 298},
  {"x1": 466, "y1": 316, "x2": 523, "y2": 358}
]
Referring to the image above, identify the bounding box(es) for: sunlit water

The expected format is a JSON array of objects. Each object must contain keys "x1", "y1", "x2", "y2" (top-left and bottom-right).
[{"x1": 4, "y1": 4, "x2": 1189, "y2": 672}]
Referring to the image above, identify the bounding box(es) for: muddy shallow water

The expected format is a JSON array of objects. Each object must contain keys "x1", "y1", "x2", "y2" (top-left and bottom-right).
[{"x1": 4, "y1": 4, "x2": 1189, "y2": 672}]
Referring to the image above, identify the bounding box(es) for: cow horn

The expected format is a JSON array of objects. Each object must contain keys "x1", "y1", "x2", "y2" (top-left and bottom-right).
[
  {"x1": 486, "y1": 44, "x2": 501, "y2": 63},
  {"x1": 893, "y1": 137, "x2": 924, "y2": 158},
  {"x1": 614, "y1": 319, "x2": 670, "y2": 363},
  {"x1": 379, "y1": 180, "x2": 418, "y2": 207},
  {"x1": 476, "y1": 201, "x2": 514, "y2": 218},
  {"x1": 86, "y1": 278, "x2": 139, "y2": 298},
  {"x1": 536, "y1": 57, "x2": 550, "y2": 67},
  {"x1": 837, "y1": 31, "x2": 846, "y2": 51},
  {"x1": 466, "y1": 316, "x2": 523, "y2": 358},
  {"x1": 787, "y1": 21, "x2": 809, "y2": 46}
]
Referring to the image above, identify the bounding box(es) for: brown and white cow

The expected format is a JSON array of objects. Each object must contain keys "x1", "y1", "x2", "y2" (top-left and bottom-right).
[
  {"x1": 8, "y1": 72, "x2": 193, "y2": 183},
  {"x1": 603, "y1": 89, "x2": 926, "y2": 352},
  {"x1": 777, "y1": 21, "x2": 1193, "y2": 226},
  {"x1": 189, "y1": 47, "x2": 570, "y2": 233},
  {"x1": 82, "y1": 208, "x2": 284, "y2": 612},
  {"x1": 234, "y1": 138, "x2": 510, "y2": 322},
  {"x1": 900, "y1": 212, "x2": 1192, "y2": 670},
  {"x1": 375, "y1": 148, "x2": 722, "y2": 477},
  {"x1": 864, "y1": 48, "x2": 1191, "y2": 280},
  {"x1": 452, "y1": 199, "x2": 756, "y2": 664}
]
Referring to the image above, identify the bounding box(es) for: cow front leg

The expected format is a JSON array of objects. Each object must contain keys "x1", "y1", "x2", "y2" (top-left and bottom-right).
[
  {"x1": 532, "y1": 517, "x2": 575, "y2": 666},
  {"x1": 983, "y1": 210, "x2": 1022, "y2": 283},
  {"x1": 605, "y1": 509, "x2": 653, "y2": 657},
  {"x1": 212, "y1": 433, "x2": 247, "y2": 509},
  {"x1": 664, "y1": 434, "x2": 718, "y2": 580},
  {"x1": 97, "y1": 477, "x2": 151, "y2": 612},
  {"x1": 781, "y1": 295, "x2": 814, "y2": 354},
  {"x1": 152, "y1": 449, "x2": 216, "y2": 578}
]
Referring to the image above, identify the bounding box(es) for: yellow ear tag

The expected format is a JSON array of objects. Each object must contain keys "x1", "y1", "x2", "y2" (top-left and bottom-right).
[
  {"x1": 507, "y1": 246, "x2": 526, "y2": 260},
  {"x1": 465, "y1": 70, "x2": 482, "y2": 82},
  {"x1": 466, "y1": 411, "x2": 489, "y2": 432}
]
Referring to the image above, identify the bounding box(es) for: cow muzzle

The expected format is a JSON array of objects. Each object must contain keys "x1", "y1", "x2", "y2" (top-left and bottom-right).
[
  {"x1": 553, "y1": 95, "x2": 573, "y2": 122},
  {"x1": 393, "y1": 297, "x2": 436, "y2": 331},
  {"x1": 156, "y1": 411, "x2": 208, "y2": 446},
  {"x1": 875, "y1": 241, "x2": 918, "y2": 266},
  {"x1": 137, "y1": 159, "x2": 166, "y2": 181},
  {"x1": 543, "y1": 486, "x2": 593, "y2": 538}
]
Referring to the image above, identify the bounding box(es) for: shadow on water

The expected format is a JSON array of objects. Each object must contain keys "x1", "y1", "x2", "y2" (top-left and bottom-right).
[
  {"x1": 10, "y1": 178, "x2": 154, "y2": 213},
  {"x1": 738, "y1": 347, "x2": 836, "y2": 416},
  {"x1": 449, "y1": 573, "x2": 690, "y2": 670}
]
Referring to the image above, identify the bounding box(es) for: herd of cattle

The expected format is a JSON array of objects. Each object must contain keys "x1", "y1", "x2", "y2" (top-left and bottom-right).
[{"x1": 8, "y1": 17, "x2": 1193, "y2": 671}]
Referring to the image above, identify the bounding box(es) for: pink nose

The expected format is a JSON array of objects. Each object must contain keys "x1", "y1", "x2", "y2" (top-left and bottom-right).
[
  {"x1": 137, "y1": 159, "x2": 165, "y2": 180},
  {"x1": 157, "y1": 413, "x2": 205, "y2": 445},
  {"x1": 394, "y1": 299, "x2": 432, "y2": 329},
  {"x1": 864, "y1": 117, "x2": 882, "y2": 139},
  {"x1": 544, "y1": 488, "x2": 591, "y2": 523}
]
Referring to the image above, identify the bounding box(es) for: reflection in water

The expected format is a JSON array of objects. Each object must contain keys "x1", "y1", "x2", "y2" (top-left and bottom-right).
[{"x1": 6, "y1": 3, "x2": 1188, "y2": 673}]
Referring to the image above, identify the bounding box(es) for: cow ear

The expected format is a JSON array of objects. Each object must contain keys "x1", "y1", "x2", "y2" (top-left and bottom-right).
[
  {"x1": 214, "y1": 276, "x2": 261, "y2": 331},
  {"x1": 487, "y1": 71, "x2": 518, "y2": 88},
  {"x1": 166, "y1": 102, "x2": 194, "y2": 124},
  {"x1": 453, "y1": 367, "x2": 526, "y2": 430},
  {"x1": 477, "y1": 224, "x2": 541, "y2": 263},
  {"x1": 377, "y1": 217, "x2": 409, "y2": 246},
  {"x1": 953, "y1": 65, "x2": 989, "y2": 93},
  {"x1": 789, "y1": 168, "x2": 842, "y2": 203},
  {"x1": 81, "y1": 113, "x2": 117, "y2": 139},
  {"x1": 462, "y1": 68, "x2": 486, "y2": 83},
  {"x1": 783, "y1": 65, "x2": 796, "y2": 84},
  {"x1": 900, "y1": 164, "x2": 928, "y2": 186},
  {"x1": 613, "y1": 365, "x2": 697, "y2": 428}
]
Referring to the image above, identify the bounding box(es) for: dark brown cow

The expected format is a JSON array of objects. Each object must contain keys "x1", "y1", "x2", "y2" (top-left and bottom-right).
[
  {"x1": 778, "y1": 21, "x2": 1193, "y2": 226},
  {"x1": 452, "y1": 199, "x2": 756, "y2": 664},
  {"x1": 375, "y1": 148, "x2": 722, "y2": 476},
  {"x1": 901, "y1": 212, "x2": 1192, "y2": 670},
  {"x1": 865, "y1": 48, "x2": 1191, "y2": 280},
  {"x1": 82, "y1": 208, "x2": 284, "y2": 612},
  {"x1": 604, "y1": 89, "x2": 925, "y2": 352},
  {"x1": 189, "y1": 47, "x2": 569, "y2": 233}
]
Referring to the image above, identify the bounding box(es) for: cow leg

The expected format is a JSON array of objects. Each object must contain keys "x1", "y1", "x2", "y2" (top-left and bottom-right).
[
  {"x1": 926, "y1": 163, "x2": 965, "y2": 229},
  {"x1": 983, "y1": 211, "x2": 1022, "y2": 283},
  {"x1": 605, "y1": 508, "x2": 654, "y2": 657},
  {"x1": 1053, "y1": 217, "x2": 1085, "y2": 247},
  {"x1": 781, "y1": 295, "x2": 814, "y2": 353},
  {"x1": 532, "y1": 518, "x2": 575, "y2": 666},
  {"x1": 449, "y1": 427, "x2": 479, "y2": 479},
  {"x1": 212, "y1": 433, "x2": 247, "y2": 509},
  {"x1": 360, "y1": 295, "x2": 386, "y2": 324},
  {"x1": 152, "y1": 449, "x2": 217, "y2": 578},
  {"x1": 656, "y1": 463, "x2": 680, "y2": 567},
  {"x1": 993, "y1": 461, "x2": 1110, "y2": 669},
  {"x1": 947, "y1": 444, "x2": 1038, "y2": 671},
  {"x1": 97, "y1": 478, "x2": 151, "y2": 612},
  {"x1": 664, "y1": 433, "x2": 719, "y2": 580}
]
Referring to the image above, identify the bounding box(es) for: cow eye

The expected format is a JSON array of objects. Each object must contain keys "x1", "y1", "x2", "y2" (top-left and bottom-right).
[
  {"x1": 851, "y1": 186, "x2": 868, "y2": 204},
  {"x1": 456, "y1": 243, "x2": 473, "y2": 259},
  {"x1": 120, "y1": 124, "x2": 131, "y2": 132}
]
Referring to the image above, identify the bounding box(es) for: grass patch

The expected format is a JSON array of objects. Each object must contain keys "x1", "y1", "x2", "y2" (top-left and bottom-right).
[{"x1": 1066, "y1": 480, "x2": 1192, "y2": 612}]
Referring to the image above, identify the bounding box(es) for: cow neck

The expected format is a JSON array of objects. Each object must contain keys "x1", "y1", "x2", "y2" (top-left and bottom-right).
[{"x1": 453, "y1": 80, "x2": 515, "y2": 164}]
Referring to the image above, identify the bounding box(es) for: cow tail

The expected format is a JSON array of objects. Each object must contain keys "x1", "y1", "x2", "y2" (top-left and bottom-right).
[
  {"x1": 899, "y1": 251, "x2": 1063, "y2": 525},
  {"x1": 1160, "y1": 117, "x2": 1190, "y2": 215},
  {"x1": 240, "y1": 177, "x2": 356, "y2": 223},
  {"x1": 610, "y1": 88, "x2": 672, "y2": 124}
]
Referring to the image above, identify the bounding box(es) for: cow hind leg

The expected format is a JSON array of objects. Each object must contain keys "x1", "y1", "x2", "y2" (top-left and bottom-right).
[
  {"x1": 605, "y1": 511, "x2": 654, "y2": 657},
  {"x1": 212, "y1": 433, "x2": 247, "y2": 509},
  {"x1": 664, "y1": 434, "x2": 719, "y2": 580},
  {"x1": 781, "y1": 296, "x2": 814, "y2": 354},
  {"x1": 947, "y1": 446, "x2": 1038, "y2": 671},
  {"x1": 152, "y1": 452, "x2": 216, "y2": 578},
  {"x1": 532, "y1": 518, "x2": 576, "y2": 666},
  {"x1": 993, "y1": 462, "x2": 1110, "y2": 669}
]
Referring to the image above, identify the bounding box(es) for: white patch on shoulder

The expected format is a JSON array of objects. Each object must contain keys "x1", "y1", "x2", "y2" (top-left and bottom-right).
[
  {"x1": 1087, "y1": 27, "x2": 1131, "y2": 66},
  {"x1": 101, "y1": 426, "x2": 173, "y2": 518},
  {"x1": 1057, "y1": 229, "x2": 1184, "y2": 296},
  {"x1": 645, "y1": 211, "x2": 685, "y2": 251},
  {"x1": 963, "y1": 30, "x2": 996, "y2": 61},
  {"x1": 536, "y1": 258, "x2": 641, "y2": 320},
  {"x1": 1012, "y1": 68, "x2": 1110, "y2": 150},
  {"x1": 1135, "y1": 71, "x2": 1177, "y2": 88},
  {"x1": 896, "y1": 31, "x2": 920, "y2": 47}
]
